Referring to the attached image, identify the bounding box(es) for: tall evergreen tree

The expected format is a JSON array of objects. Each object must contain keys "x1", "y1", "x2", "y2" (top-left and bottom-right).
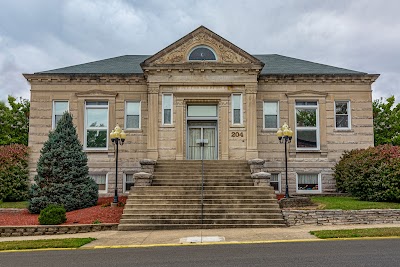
[{"x1": 29, "y1": 112, "x2": 98, "y2": 213}]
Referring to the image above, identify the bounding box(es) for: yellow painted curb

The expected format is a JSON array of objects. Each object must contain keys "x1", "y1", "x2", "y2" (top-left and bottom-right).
[
  {"x1": 0, "y1": 248, "x2": 78, "y2": 253},
  {"x1": 91, "y1": 238, "x2": 326, "y2": 249}
]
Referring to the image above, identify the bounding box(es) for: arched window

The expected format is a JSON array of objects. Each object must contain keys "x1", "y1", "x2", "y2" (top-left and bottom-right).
[{"x1": 188, "y1": 46, "x2": 217, "y2": 61}]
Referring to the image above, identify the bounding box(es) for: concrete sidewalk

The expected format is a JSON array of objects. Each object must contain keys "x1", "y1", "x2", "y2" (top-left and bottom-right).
[{"x1": 1, "y1": 223, "x2": 399, "y2": 248}]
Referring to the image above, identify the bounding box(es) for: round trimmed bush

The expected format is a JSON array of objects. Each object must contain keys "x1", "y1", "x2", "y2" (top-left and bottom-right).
[
  {"x1": 333, "y1": 144, "x2": 400, "y2": 202},
  {"x1": 38, "y1": 205, "x2": 67, "y2": 225}
]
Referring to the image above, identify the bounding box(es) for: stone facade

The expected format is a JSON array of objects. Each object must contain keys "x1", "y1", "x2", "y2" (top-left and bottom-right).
[{"x1": 24, "y1": 26, "x2": 379, "y2": 196}]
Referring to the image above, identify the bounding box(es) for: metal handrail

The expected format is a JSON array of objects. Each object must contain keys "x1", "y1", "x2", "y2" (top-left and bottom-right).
[{"x1": 201, "y1": 142, "x2": 204, "y2": 225}]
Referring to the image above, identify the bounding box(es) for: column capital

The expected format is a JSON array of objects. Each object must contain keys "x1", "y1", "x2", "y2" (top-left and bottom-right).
[{"x1": 148, "y1": 84, "x2": 160, "y2": 94}]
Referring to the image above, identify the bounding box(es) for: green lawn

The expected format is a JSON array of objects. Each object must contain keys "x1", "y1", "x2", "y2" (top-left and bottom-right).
[
  {"x1": 310, "y1": 196, "x2": 400, "y2": 210},
  {"x1": 310, "y1": 227, "x2": 400, "y2": 239},
  {"x1": 0, "y1": 201, "x2": 28, "y2": 209},
  {"x1": 0, "y1": 238, "x2": 95, "y2": 251}
]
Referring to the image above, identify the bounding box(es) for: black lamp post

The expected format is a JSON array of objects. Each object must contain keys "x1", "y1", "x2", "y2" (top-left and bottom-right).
[
  {"x1": 277, "y1": 122, "x2": 293, "y2": 199},
  {"x1": 110, "y1": 124, "x2": 126, "y2": 205}
]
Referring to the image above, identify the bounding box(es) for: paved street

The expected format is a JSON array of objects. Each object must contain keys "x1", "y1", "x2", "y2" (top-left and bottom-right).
[{"x1": 0, "y1": 239, "x2": 399, "y2": 267}]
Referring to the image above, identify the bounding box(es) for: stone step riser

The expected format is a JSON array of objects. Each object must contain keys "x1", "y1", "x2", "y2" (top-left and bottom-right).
[
  {"x1": 118, "y1": 224, "x2": 287, "y2": 230},
  {"x1": 126, "y1": 195, "x2": 277, "y2": 199},
  {"x1": 119, "y1": 219, "x2": 286, "y2": 224},
  {"x1": 133, "y1": 186, "x2": 270, "y2": 190},
  {"x1": 130, "y1": 190, "x2": 275, "y2": 195},
  {"x1": 124, "y1": 204, "x2": 280, "y2": 209},
  {"x1": 126, "y1": 199, "x2": 279, "y2": 204},
  {"x1": 121, "y1": 214, "x2": 284, "y2": 220},
  {"x1": 151, "y1": 182, "x2": 254, "y2": 186},
  {"x1": 122, "y1": 209, "x2": 282, "y2": 214}
]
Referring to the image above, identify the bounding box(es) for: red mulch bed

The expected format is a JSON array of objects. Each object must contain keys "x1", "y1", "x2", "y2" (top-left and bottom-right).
[{"x1": 0, "y1": 197, "x2": 127, "y2": 226}]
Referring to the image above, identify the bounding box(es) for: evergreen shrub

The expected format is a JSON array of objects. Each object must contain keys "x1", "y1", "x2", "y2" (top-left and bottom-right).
[
  {"x1": 38, "y1": 205, "x2": 67, "y2": 225},
  {"x1": 333, "y1": 144, "x2": 400, "y2": 202},
  {"x1": 29, "y1": 112, "x2": 98, "y2": 214},
  {"x1": 0, "y1": 144, "x2": 29, "y2": 201}
]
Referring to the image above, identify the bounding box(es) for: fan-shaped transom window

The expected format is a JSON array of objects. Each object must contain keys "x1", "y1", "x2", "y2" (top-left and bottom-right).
[{"x1": 188, "y1": 46, "x2": 217, "y2": 61}]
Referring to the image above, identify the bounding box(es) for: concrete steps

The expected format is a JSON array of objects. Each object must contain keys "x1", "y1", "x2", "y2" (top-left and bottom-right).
[{"x1": 118, "y1": 160, "x2": 286, "y2": 230}]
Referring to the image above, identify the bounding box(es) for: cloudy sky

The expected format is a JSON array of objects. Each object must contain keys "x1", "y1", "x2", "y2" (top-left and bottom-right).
[{"x1": 0, "y1": 0, "x2": 399, "y2": 102}]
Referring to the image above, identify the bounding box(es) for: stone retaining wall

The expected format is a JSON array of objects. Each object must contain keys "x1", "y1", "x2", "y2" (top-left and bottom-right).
[
  {"x1": 0, "y1": 223, "x2": 118, "y2": 237},
  {"x1": 283, "y1": 209, "x2": 400, "y2": 226}
]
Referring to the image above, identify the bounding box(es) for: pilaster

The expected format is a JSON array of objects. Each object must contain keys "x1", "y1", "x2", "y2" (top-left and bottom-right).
[
  {"x1": 147, "y1": 84, "x2": 159, "y2": 159},
  {"x1": 245, "y1": 84, "x2": 258, "y2": 159},
  {"x1": 176, "y1": 98, "x2": 185, "y2": 160},
  {"x1": 219, "y1": 99, "x2": 229, "y2": 159}
]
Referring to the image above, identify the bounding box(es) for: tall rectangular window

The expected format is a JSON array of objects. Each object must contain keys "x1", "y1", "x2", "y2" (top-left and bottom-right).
[
  {"x1": 85, "y1": 101, "x2": 108, "y2": 149},
  {"x1": 270, "y1": 173, "x2": 281, "y2": 193},
  {"x1": 232, "y1": 94, "x2": 242, "y2": 124},
  {"x1": 124, "y1": 174, "x2": 135, "y2": 193},
  {"x1": 295, "y1": 101, "x2": 319, "y2": 150},
  {"x1": 296, "y1": 173, "x2": 321, "y2": 193},
  {"x1": 125, "y1": 101, "x2": 141, "y2": 129},
  {"x1": 335, "y1": 101, "x2": 351, "y2": 129},
  {"x1": 90, "y1": 174, "x2": 108, "y2": 193},
  {"x1": 162, "y1": 94, "x2": 173, "y2": 125},
  {"x1": 263, "y1": 101, "x2": 279, "y2": 129},
  {"x1": 53, "y1": 101, "x2": 69, "y2": 128}
]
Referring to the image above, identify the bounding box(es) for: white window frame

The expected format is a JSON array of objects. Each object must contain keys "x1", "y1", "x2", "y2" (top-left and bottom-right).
[
  {"x1": 296, "y1": 173, "x2": 321, "y2": 194},
  {"x1": 162, "y1": 93, "x2": 173, "y2": 125},
  {"x1": 84, "y1": 101, "x2": 109, "y2": 150},
  {"x1": 334, "y1": 100, "x2": 351, "y2": 130},
  {"x1": 123, "y1": 173, "x2": 135, "y2": 193},
  {"x1": 125, "y1": 101, "x2": 141, "y2": 129},
  {"x1": 90, "y1": 173, "x2": 108, "y2": 194},
  {"x1": 295, "y1": 101, "x2": 320, "y2": 150},
  {"x1": 263, "y1": 101, "x2": 279, "y2": 129},
  {"x1": 52, "y1": 100, "x2": 69, "y2": 129},
  {"x1": 232, "y1": 93, "x2": 243, "y2": 125},
  {"x1": 270, "y1": 173, "x2": 281, "y2": 193}
]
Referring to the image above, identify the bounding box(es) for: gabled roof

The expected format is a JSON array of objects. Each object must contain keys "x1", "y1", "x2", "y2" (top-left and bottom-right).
[
  {"x1": 142, "y1": 25, "x2": 263, "y2": 67},
  {"x1": 36, "y1": 54, "x2": 366, "y2": 75}
]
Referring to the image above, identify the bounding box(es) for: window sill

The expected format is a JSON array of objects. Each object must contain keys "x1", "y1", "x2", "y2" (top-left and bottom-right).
[
  {"x1": 160, "y1": 124, "x2": 174, "y2": 128},
  {"x1": 125, "y1": 129, "x2": 143, "y2": 133},
  {"x1": 85, "y1": 149, "x2": 110, "y2": 153},
  {"x1": 261, "y1": 128, "x2": 278, "y2": 133},
  {"x1": 333, "y1": 129, "x2": 353, "y2": 132},
  {"x1": 296, "y1": 190, "x2": 321, "y2": 194},
  {"x1": 230, "y1": 125, "x2": 245, "y2": 128}
]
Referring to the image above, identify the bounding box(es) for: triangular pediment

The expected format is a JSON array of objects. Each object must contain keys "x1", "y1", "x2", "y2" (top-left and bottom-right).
[{"x1": 142, "y1": 26, "x2": 263, "y2": 68}]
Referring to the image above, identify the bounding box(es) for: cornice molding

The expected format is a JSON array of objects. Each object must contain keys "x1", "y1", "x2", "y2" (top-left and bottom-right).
[
  {"x1": 285, "y1": 90, "x2": 328, "y2": 97},
  {"x1": 259, "y1": 74, "x2": 380, "y2": 85},
  {"x1": 23, "y1": 74, "x2": 146, "y2": 85},
  {"x1": 75, "y1": 90, "x2": 118, "y2": 98}
]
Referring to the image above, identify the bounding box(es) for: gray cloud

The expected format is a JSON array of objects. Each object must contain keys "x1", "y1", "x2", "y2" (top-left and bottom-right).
[{"x1": 0, "y1": 0, "x2": 399, "y2": 102}]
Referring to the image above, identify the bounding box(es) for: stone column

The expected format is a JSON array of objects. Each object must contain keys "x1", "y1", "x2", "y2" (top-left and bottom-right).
[
  {"x1": 147, "y1": 84, "x2": 159, "y2": 160},
  {"x1": 176, "y1": 99, "x2": 185, "y2": 160},
  {"x1": 245, "y1": 84, "x2": 258, "y2": 159},
  {"x1": 219, "y1": 99, "x2": 229, "y2": 160}
]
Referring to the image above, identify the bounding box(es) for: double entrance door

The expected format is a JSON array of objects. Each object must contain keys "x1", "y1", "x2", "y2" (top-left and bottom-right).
[{"x1": 187, "y1": 121, "x2": 217, "y2": 160}]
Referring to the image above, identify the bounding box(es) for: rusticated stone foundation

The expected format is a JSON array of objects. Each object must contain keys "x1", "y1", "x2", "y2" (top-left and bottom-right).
[
  {"x1": 0, "y1": 224, "x2": 118, "y2": 237},
  {"x1": 283, "y1": 209, "x2": 400, "y2": 226}
]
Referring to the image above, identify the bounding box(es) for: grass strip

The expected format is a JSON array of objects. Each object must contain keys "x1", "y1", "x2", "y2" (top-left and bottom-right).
[
  {"x1": 0, "y1": 238, "x2": 95, "y2": 251},
  {"x1": 310, "y1": 227, "x2": 400, "y2": 239},
  {"x1": 310, "y1": 196, "x2": 400, "y2": 210},
  {"x1": 0, "y1": 201, "x2": 28, "y2": 209}
]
